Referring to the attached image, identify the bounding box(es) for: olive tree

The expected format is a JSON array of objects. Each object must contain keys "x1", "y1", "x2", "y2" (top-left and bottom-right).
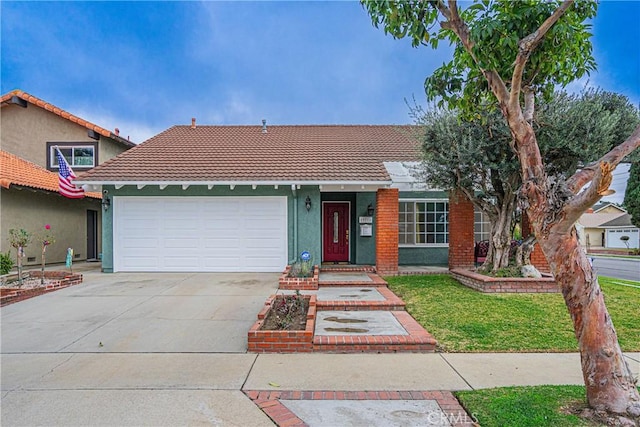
[{"x1": 414, "y1": 89, "x2": 639, "y2": 273}]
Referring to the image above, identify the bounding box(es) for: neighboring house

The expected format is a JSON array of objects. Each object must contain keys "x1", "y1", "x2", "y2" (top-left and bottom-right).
[
  {"x1": 576, "y1": 205, "x2": 640, "y2": 250},
  {"x1": 1, "y1": 90, "x2": 135, "y2": 265},
  {"x1": 77, "y1": 122, "x2": 479, "y2": 274}
]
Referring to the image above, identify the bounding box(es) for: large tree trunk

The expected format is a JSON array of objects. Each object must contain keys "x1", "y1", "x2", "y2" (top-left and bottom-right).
[
  {"x1": 514, "y1": 120, "x2": 640, "y2": 418},
  {"x1": 481, "y1": 175, "x2": 518, "y2": 272},
  {"x1": 539, "y1": 224, "x2": 640, "y2": 417},
  {"x1": 483, "y1": 210, "x2": 513, "y2": 272}
]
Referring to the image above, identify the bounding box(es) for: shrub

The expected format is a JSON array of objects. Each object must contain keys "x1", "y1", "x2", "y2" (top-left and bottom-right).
[
  {"x1": 0, "y1": 251, "x2": 14, "y2": 275},
  {"x1": 288, "y1": 259, "x2": 313, "y2": 278}
]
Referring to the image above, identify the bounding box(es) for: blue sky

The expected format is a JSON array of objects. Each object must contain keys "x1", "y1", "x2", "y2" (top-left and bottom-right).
[{"x1": 2, "y1": 1, "x2": 639, "y2": 201}]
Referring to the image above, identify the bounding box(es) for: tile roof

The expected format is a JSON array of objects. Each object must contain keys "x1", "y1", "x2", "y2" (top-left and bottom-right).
[
  {"x1": 76, "y1": 125, "x2": 422, "y2": 183},
  {"x1": 1, "y1": 150, "x2": 101, "y2": 199},
  {"x1": 1, "y1": 90, "x2": 135, "y2": 148},
  {"x1": 577, "y1": 212, "x2": 627, "y2": 228},
  {"x1": 601, "y1": 213, "x2": 635, "y2": 228}
]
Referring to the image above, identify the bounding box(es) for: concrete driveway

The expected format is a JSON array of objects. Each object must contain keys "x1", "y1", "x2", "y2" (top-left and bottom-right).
[
  {"x1": 2, "y1": 271, "x2": 279, "y2": 353},
  {"x1": 1, "y1": 270, "x2": 279, "y2": 426}
]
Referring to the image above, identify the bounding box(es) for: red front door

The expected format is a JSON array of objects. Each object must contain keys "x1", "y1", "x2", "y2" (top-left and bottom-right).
[{"x1": 323, "y1": 202, "x2": 350, "y2": 262}]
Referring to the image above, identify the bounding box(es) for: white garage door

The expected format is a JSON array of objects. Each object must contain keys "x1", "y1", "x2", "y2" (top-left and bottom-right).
[
  {"x1": 606, "y1": 229, "x2": 640, "y2": 249},
  {"x1": 113, "y1": 196, "x2": 287, "y2": 272}
]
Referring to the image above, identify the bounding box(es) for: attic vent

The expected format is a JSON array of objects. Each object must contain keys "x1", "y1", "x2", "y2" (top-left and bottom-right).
[
  {"x1": 10, "y1": 96, "x2": 27, "y2": 108},
  {"x1": 262, "y1": 119, "x2": 267, "y2": 133},
  {"x1": 191, "y1": 118, "x2": 196, "y2": 129}
]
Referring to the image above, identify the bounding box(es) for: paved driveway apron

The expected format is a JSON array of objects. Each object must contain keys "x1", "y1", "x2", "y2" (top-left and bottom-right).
[{"x1": 1, "y1": 271, "x2": 278, "y2": 426}]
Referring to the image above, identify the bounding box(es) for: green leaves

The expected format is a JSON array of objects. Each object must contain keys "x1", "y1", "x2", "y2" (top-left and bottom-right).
[{"x1": 362, "y1": 0, "x2": 599, "y2": 115}]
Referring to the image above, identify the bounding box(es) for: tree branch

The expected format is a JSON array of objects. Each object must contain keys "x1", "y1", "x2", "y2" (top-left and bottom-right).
[
  {"x1": 523, "y1": 87, "x2": 535, "y2": 122},
  {"x1": 559, "y1": 162, "x2": 615, "y2": 232},
  {"x1": 558, "y1": 126, "x2": 640, "y2": 231},
  {"x1": 437, "y1": 0, "x2": 511, "y2": 105},
  {"x1": 508, "y1": 0, "x2": 574, "y2": 111},
  {"x1": 566, "y1": 124, "x2": 640, "y2": 193}
]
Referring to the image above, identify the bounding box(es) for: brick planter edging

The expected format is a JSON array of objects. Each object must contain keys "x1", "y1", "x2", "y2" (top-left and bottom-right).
[
  {"x1": 450, "y1": 268, "x2": 558, "y2": 293},
  {"x1": 0, "y1": 271, "x2": 84, "y2": 306},
  {"x1": 278, "y1": 265, "x2": 320, "y2": 290},
  {"x1": 248, "y1": 295, "x2": 317, "y2": 353},
  {"x1": 245, "y1": 390, "x2": 477, "y2": 427}
]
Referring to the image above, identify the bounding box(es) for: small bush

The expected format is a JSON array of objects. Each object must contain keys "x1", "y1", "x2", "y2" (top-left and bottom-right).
[
  {"x1": 288, "y1": 259, "x2": 313, "y2": 278},
  {"x1": 0, "y1": 251, "x2": 14, "y2": 275}
]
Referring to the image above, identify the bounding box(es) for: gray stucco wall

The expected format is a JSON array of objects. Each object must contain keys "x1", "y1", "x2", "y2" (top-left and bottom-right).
[
  {"x1": 99, "y1": 186, "x2": 452, "y2": 272},
  {"x1": 1, "y1": 188, "x2": 101, "y2": 266}
]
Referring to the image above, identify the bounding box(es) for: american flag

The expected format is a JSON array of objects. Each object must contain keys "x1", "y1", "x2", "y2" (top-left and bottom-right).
[{"x1": 55, "y1": 148, "x2": 85, "y2": 199}]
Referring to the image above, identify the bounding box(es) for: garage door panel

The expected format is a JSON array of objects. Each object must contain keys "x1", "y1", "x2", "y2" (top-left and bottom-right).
[
  {"x1": 121, "y1": 201, "x2": 162, "y2": 216},
  {"x1": 114, "y1": 196, "x2": 287, "y2": 272},
  {"x1": 120, "y1": 238, "x2": 160, "y2": 249},
  {"x1": 202, "y1": 257, "x2": 242, "y2": 269},
  {"x1": 163, "y1": 257, "x2": 201, "y2": 268},
  {"x1": 164, "y1": 239, "x2": 200, "y2": 249}
]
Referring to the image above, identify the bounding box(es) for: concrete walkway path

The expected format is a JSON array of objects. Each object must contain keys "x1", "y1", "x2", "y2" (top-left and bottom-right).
[{"x1": 2, "y1": 267, "x2": 639, "y2": 426}]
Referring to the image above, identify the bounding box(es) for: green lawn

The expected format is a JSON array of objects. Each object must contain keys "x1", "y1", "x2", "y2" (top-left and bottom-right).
[
  {"x1": 456, "y1": 386, "x2": 599, "y2": 426},
  {"x1": 386, "y1": 275, "x2": 639, "y2": 352}
]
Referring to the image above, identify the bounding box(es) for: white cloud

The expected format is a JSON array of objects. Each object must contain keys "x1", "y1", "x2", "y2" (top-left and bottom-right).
[{"x1": 72, "y1": 108, "x2": 161, "y2": 144}]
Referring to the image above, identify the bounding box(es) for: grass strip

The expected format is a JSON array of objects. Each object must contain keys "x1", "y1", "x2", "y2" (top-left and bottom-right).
[
  {"x1": 455, "y1": 385, "x2": 598, "y2": 426},
  {"x1": 386, "y1": 274, "x2": 639, "y2": 352}
]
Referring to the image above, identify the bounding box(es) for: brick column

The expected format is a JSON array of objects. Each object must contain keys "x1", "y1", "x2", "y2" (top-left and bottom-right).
[
  {"x1": 375, "y1": 188, "x2": 399, "y2": 276},
  {"x1": 522, "y1": 213, "x2": 550, "y2": 273},
  {"x1": 448, "y1": 190, "x2": 475, "y2": 270}
]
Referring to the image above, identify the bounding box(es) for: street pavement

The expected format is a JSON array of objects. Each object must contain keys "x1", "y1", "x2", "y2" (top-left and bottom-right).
[
  {"x1": 591, "y1": 255, "x2": 640, "y2": 282},
  {"x1": 1, "y1": 266, "x2": 639, "y2": 426}
]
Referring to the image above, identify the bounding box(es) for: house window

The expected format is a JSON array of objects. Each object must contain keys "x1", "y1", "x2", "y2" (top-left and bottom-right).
[
  {"x1": 399, "y1": 200, "x2": 449, "y2": 245},
  {"x1": 47, "y1": 143, "x2": 97, "y2": 170},
  {"x1": 475, "y1": 209, "x2": 490, "y2": 243}
]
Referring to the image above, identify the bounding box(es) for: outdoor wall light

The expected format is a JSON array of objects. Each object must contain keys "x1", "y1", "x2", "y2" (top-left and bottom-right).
[
  {"x1": 305, "y1": 196, "x2": 312, "y2": 212},
  {"x1": 102, "y1": 190, "x2": 111, "y2": 211},
  {"x1": 367, "y1": 203, "x2": 375, "y2": 217}
]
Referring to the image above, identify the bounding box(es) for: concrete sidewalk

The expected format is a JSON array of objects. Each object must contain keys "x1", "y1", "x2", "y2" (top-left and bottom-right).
[
  {"x1": 2, "y1": 266, "x2": 639, "y2": 426},
  {"x1": 3, "y1": 351, "x2": 638, "y2": 425}
]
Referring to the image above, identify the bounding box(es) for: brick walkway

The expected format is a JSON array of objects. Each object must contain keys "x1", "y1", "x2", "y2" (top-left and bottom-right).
[{"x1": 245, "y1": 389, "x2": 477, "y2": 426}]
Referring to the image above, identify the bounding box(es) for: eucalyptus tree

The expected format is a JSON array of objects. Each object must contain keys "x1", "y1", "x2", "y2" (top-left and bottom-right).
[{"x1": 363, "y1": 0, "x2": 640, "y2": 420}]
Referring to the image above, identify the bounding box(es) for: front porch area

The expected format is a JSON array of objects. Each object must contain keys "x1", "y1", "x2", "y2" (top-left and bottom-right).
[{"x1": 248, "y1": 266, "x2": 437, "y2": 353}]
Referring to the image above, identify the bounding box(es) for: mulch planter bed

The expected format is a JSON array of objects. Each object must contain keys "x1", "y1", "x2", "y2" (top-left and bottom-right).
[
  {"x1": 248, "y1": 294, "x2": 317, "y2": 353},
  {"x1": 0, "y1": 271, "x2": 83, "y2": 306},
  {"x1": 450, "y1": 268, "x2": 558, "y2": 293}
]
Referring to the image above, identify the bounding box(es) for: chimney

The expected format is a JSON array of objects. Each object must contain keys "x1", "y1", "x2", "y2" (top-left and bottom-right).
[
  {"x1": 191, "y1": 118, "x2": 196, "y2": 129},
  {"x1": 115, "y1": 127, "x2": 120, "y2": 136},
  {"x1": 261, "y1": 119, "x2": 267, "y2": 133}
]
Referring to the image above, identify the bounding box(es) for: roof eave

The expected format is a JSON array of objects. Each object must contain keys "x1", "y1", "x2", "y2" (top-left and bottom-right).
[{"x1": 74, "y1": 179, "x2": 393, "y2": 189}]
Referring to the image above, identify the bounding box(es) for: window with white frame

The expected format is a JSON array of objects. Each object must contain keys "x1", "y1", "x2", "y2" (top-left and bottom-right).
[
  {"x1": 474, "y1": 209, "x2": 491, "y2": 242},
  {"x1": 399, "y1": 200, "x2": 449, "y2": 245},
  {"x1": 48, "y1": 144, "x2": 96, "y2": 170}
]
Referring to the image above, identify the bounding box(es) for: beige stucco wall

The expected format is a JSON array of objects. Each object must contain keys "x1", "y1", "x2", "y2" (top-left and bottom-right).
[
  {"x1": 0, "y1": 103, "x2": 129, "y2": 167},
  {"x1": 1, "y1": 188, "x2": 102, "y2": 266},
  {"x1": 597, "y1": 206, "x2": 624, "y2": 214},
  {"x1": 578, "y1": 227, "x2": 605, "y2": 247}
]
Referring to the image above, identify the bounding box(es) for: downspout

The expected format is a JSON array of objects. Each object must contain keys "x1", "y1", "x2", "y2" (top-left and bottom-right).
[{"x1": 291, "y1": 184, "x2": 298, "y2": 261}]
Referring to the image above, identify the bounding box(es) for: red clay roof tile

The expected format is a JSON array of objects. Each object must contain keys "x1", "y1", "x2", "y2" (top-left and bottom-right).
[
  {"x1": 1, "y1": 150, "x2": 101, "y2": 199},
  {"x1": 77, "y1": 125, "x2": 422, "y2": 183}
]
